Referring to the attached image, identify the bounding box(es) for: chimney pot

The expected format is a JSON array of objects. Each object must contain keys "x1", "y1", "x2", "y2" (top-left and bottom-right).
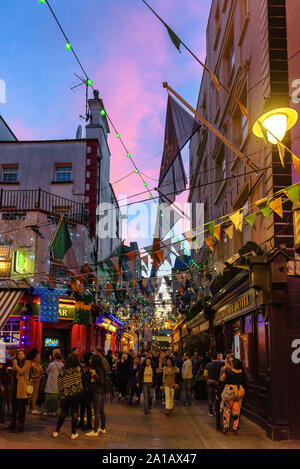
[{"x1": 93, "y1": 90, "x2": 99, "y2": 100}]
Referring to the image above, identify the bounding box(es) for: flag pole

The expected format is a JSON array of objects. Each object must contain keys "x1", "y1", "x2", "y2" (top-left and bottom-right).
[
  {"x1": 42, "y1": 213, "x2": 65, "y2": 263},
  {"x1": 162, "y1": 83, "x2": 259, "y2": 173}
]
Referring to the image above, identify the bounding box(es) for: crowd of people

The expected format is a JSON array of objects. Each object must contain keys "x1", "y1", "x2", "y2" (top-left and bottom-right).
[{"x1": 0, "y1": 345, "x2": 246, "y2": 439}]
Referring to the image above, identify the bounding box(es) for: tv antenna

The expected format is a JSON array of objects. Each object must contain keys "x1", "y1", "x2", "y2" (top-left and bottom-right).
[{"x1": 70, "y1": 73, "x2": 90, "y2": 122}]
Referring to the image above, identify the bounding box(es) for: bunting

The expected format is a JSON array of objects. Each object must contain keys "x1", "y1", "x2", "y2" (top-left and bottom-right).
[
  {"x1": 270, "y1": 197, "x2": 283, "y2": 218},
  {"x1": 255, "y1": 198, "x2": 271, "y2": 219},
  {"x1": 277, "y1": 142, "x2": 285, "y2": 167},
  {"x1": 206, "y1": 221, "x2": 215, "y2": 237},
  {"x1": 214, "y1": 224, "x2": 222, "y2": 241},
  {"x1": 284, "y1": 184, "x2": 300, "y2": 204},
  {"x1": 205, "y1": 236, "x2": 214, "y2": 252},
  {"x1": 229, "y1": 210, "x2": 243, "y2": 231},
  {"x1": 245, "y1": 213, "x2": 256, "y2": 230},
  {"x1": 292, "y1": 154, "x2": 300, "y2": 179},
  {"x1": 224, "y1": 225, "x2": 234, "y2": 240}
]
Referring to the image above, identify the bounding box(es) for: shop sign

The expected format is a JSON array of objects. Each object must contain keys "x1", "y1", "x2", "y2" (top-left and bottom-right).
[
  {"x1": 214, "y1": 289, "x2": 261, "y2": 325},
  {"x1": 15, "y1": 251, "x2": 25, "y2": 274},
  {"x1": 58, "y1": 305, "x2": 75, "y2": 319}
]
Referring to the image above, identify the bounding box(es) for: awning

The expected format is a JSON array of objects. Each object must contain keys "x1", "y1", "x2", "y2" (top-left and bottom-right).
[{"x1": 0, "y1": 289, "x2": 25, "y2": 329}]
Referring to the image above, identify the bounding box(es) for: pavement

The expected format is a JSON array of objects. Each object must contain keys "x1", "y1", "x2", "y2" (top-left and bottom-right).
[{"x1": 0, "y1": 397, "x2": 300, "y2": 450}]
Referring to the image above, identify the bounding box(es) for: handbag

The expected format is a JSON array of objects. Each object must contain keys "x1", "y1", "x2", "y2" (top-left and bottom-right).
[
  {"x1": 222, "y1": 385, "x2": 238, "y2": 400},
  {"x1": 26, "y1": 384, "x2": 34, "y2": 395}
]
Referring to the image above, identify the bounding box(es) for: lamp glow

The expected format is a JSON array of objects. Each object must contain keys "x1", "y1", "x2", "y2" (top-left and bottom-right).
[{"x1": 253, "y1": 107, "x2": 298, "y2": 144}]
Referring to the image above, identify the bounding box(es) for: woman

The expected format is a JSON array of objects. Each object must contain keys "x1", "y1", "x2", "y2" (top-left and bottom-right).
[
  {"x1": 44, "y1": 350, "x2": 64, "y2": 416},
  {"x1": 77, "y1": 352, "x2": 92, "y2": 431},
  {"x1": 155, "y1": 356, "x2": 164, "y2": 402},
  {"x1": 52, "y1": 353, "x2": 83, "y2": 440},
  {"x1": 116, "y1": 353, "x2": 129, "y2": 400},
  {"x1": 27, "y1": 348, "x2": 43, "y2": 415},
  {"x1": 162, "y1": 357, "x2": 180, "y2": 416},
  {"x1": 220, "y1": 358, "x2": 246, "y2": 434},
  {"x1": 9, "y1": 350, "x2": 31, "y2": 432},
  {"x1": 138, "y1": 357, "x2": 156, "y2": 414},
  {"x1": 86, "y1": 354, "x2": 107, "y2": 437},
  {"x1": 128, "y1": 357, "x2": 141, "y2": 405}
]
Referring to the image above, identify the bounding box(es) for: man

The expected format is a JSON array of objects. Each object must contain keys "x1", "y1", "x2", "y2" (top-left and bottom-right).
[
  {"x1": 182, "y1": 353, "x2": 193, "y2": 406},
  {"x1": 204, "y1": 354, "x2": 223, "y2": 417},
  {"x1": 71, "y1": 347, "x2": 79, "y2": 357},
  {"x1": 173, "y1": 352, "x2": 182, "y2": 401},
  {"x1": 192, "y1": 352, "x2": 201, "y2": 377},
  {"x1": 95, "y1": 346, "x2": 110, "y2": 372}
]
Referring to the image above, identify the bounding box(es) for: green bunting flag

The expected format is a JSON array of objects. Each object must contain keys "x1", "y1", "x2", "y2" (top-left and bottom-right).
[
  {"x1": 284, "y1": 183, "x2": 300, "y2": 204},
  {"x1": 166, "y1": 25, "x2": 181, "y2": 52},
  {"x1": 206, "y1": 221, "x2": 215, "y2": 237},
  {"x1": 256, "y1": 198, "x2": 271, "y2": 219},
  {"x1": 51, "y1": 218, "x2": 72, "y2": 260},
  {"x1": 245, "y1": 213, "x2": 256, "y2": 230}
]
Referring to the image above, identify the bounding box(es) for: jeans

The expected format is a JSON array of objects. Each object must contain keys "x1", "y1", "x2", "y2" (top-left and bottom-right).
[
  {"x1": 93, "y1": 392, "x2": 106, "y2": 432},
  {"x1": 155, "y1": 373, "x2": 163, "y2": 400},
  {"x1": 206, "y1": 380, "x2": 219, "y2": 413},
  {"x1": 143, "y1": 383, "x2": 153, "y2": 412},
  {"x1": 56, "y1": 395, "x2": 80, "y2": 435},
  {"x1": 183, "y1": 379, "x2": 192, "y2": 404},
  {"x1": 79, "y1": 391, "x2": 92, "y2": 426},
  {"x1": 11, "y1": 397, "x2": 27, "y2": 429},
  {"x1": 164, "y1": 386, "x2": 175, "y2": 410}
]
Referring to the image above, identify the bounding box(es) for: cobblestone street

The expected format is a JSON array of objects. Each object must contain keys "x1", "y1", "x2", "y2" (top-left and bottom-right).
[{"x1": 1, "y1": 399, "x2": 300, "y2": 450}]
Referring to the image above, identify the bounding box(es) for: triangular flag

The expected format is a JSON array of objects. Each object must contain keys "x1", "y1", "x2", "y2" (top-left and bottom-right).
[
  {"x1": 224, "y1": 225, "x2": 234, "y2": 239},
  {"x1": 165, "y1": 25, "x2": 181, "y2": 52},
  {"x1": 256, "y1": 199, "x2": 271, "y2": 219},
  {"x1": 277, "y1": 142, "x2": 285, "y2": 167},
  {"x1": 292, "y1": 154, "x2": 300, "y2": 179},
  {"x1": 208, "y1": 69, "x2": 221, "y2": 92},
  {"x1": 284, "y1": 184, "x2": 299, "y2": 204},
  {"x1": 141, "y1": 255, "x2": 148, "y2": 268},
  {"x1": 125, "y1": 251, "x2": 136, "y2": 263},
  {"x1": 110, "y1": 257, "x2": 121, "y2": 276},
  {"x1": 205, "y1": 236, "x2": 214, "y2": 252},
  {"x1": 214, "y1": 224, "x2": 222, "y2": 241},
  {"x1": 270, "y1": 197, "x2": 283, "y2": 218},
  {"x1": 206, "y1": 221, "x2": 215, "y2": 237},
  {"x1": 234, "y1": 98, "x2": 250, "y2": 121},
  {"x1": 229, "y1": 210, "x2": 243, "y2": 231},
  {"x1": 245, "y1": 213, "x2": 256, "y2": 230}
]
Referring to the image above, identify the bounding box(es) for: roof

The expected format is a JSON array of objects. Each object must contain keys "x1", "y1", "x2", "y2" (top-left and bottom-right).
[{"x1": 0, "y1": 115, "x2": 18, "y2": 141}]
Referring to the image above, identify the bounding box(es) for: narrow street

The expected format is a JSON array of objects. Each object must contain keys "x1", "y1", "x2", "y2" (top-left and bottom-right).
[{"x1": 1, "y1": 399, "x2": 299, "y2": 450}]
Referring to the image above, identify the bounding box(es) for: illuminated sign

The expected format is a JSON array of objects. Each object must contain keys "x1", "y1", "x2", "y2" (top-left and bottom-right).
[{"x1": 15, "y1": 252, "x2": 25, "y2": 274}]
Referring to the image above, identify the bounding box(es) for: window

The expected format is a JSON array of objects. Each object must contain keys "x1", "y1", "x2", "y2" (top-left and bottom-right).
[
  {"x1": 214, "y1": 2, "x2": 221, "y2": 49},
  {"x1": 215, "y1": 146, "x2": 226, "y2": 195},
  {"x1": 232, "y1": 83, "x2": 248, "y2": 148},
  {"x1": 2, "y1": 165, "x2": 18, "y2": 183},
  {"x1": 0, "y1": 317, "x2": 20, "y2": 345},
  {"x1": 224, "y1": 28, "x2": 235, "y2": 84},
  {"x1": 55, "y1": 165, "x2": 72, "y2": 182}
]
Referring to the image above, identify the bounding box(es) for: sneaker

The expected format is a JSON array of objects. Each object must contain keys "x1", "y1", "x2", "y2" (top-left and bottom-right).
[
  {"x1": 98, "y1": 428, "x2": 106, "y2": 434},
  {"x1": 70, "y1": 433, "x2": 79, "y2": 440},
  {"x1": 52, "y1": 432, "x2": 59, "y2": 438},
  {"x1": 208, "y1": 412, "x2": 214, "y2": 417},
  {"x1": 86, "y1": 431, "x2": 99, "y2": 437},
  {"x1": 32, "y1": 409, "x2": 41, "y2": 415},
  {"x1": 49, "y1": 412, "x2": 57, "y2": 417}
]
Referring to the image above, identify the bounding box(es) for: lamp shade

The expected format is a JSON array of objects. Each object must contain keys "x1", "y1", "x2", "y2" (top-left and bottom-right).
[{"x1": 253, "y1": 107, "x2": 298, "y2": 143}]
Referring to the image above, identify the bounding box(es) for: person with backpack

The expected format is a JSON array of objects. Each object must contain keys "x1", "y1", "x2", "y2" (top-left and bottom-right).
[
  {"x1": 52, "y1": 353, "x2": 84, "y2": 440},
  {"x1": 86, "y1": 354, "x2": 108, "y2": 436}
]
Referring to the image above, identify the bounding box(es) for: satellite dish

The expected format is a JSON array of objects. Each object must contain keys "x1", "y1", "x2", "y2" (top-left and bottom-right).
[{"x1": 76, "y1": 125, "x2": 82, "y2": 140}]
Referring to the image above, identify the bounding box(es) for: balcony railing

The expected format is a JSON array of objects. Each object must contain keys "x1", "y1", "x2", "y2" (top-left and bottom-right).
[{"x1": 0, "y1": 188, "x2": 88, "y2": 224}]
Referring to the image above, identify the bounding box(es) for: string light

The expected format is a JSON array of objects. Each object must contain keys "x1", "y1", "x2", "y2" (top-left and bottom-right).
[
  {"x1": 100, "y1": 109, "x2": 106, "y2": 116},
  {"x1": 65, "y1": 42, "x2": 71, "y2": 51},
  {"x1": 116, "y1": 133, "x2": 120, "y2": 139}
]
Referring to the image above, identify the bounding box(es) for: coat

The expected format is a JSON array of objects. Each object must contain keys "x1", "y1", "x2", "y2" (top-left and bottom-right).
[{"x1": 14, "y1": 360, "x2": 31, "y2": 399}]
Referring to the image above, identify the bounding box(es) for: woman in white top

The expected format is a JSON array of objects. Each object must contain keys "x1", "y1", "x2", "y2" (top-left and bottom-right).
[{"x1": 44, "y1": 350, "x2": 64, "y2": 416}]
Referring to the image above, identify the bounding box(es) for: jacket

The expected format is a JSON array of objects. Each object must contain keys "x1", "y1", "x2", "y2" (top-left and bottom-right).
[
  {"x1": 138, "y1": 363, "x2": 156, "y2": 387},
  {"x1": 129, "y1": 364, "x2": 140, "y2": 388},
  {"x1": 163, "y1": 366, "x2": 180, "y2": 388},
  {"x1": 13, "y1": 359, "x2": 31, "y2": 399},
  {"x1": 89, "y1": 367, "x2": 107, "y2": 395},
  {"x1": 57, "y1": 366, "x2": 83, "y2": 400},
  {"x1": 182, "y1": 359, "x2": 193, "y2": 380}
]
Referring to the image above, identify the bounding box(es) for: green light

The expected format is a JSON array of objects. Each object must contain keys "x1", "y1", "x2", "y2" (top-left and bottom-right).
[
  {"x1": 144, "y1": 182, "x2": 148, "y2": 187},
  {"x1": 87, "y1": 79, "x2": 93, "y2": 86},
  {"x1": 134, "y1": 169, "x2": 139, "y2": 174},
  {"x1": 39, "y1": 0, "x2": 46, "y2": 3},
  {"x1": 116, "y1": 133, "x2": 120, "y2": 139},
  {"x1": 65, "y1": 42, "x2": 71, "y2": 51},
  {"x1": 100, "y1": 109, "x2": 106, "y2": 116},
  {"x1": 149, "y1": 194, "x2": 153, "y2": 199}
]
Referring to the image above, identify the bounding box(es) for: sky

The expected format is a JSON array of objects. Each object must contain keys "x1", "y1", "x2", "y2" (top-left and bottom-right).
[{"x1": 0, "y1": 0, "x2": 211, "y2": 248}]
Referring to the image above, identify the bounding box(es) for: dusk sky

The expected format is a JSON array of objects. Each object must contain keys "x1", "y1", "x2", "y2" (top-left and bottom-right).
[{"x1": 0, "y1": 0, "x2": 211, "y2": 245}]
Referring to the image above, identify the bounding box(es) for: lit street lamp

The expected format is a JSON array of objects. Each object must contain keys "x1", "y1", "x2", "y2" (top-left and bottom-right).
[{"x1": 253, "y1": 106, "x2": 298, "y2": 144}]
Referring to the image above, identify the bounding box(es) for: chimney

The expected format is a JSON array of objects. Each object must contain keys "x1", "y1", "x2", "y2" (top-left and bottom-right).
[{"x1": 86, "y1": 90, "x2": 110, "y2": 136}]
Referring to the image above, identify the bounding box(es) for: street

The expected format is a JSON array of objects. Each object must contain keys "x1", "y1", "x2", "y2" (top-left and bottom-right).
[{"x1": 1, "y1": 399, "x2": 299, "y2": 450}]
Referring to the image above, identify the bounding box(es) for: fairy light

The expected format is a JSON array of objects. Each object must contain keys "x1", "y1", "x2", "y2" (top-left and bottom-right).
[
  {"x1": 87, "y1": 79, "x2": 93, "y2": 86},
  {"x1": 116, "y1": 133, "x2": 120, "y2": 139},
  {"x1": 65, "y1": 42, "x2": 71, "y2": 51},
  {"x1": 100, "y1": 109, "x2": 106, "y2": 116}
]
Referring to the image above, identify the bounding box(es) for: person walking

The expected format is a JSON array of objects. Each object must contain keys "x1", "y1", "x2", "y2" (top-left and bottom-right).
[
  {"x1": 95, "y1": 347, "x2": 110, "y2": 372},
  {"x1": 26, "y1": 349, "x2": 43, "y2": 415},
  {"x1": 162, "y1": 357, "x2": 179, "y2": 416},
  {"x1": 116, "y1": 353, "x2": 129, "y2": 400},
  {"x1": 86, "y1": 354, "x2": 107, "y2": 436},
  {"x1": 155, "y1": 355, "x2": 164, "y2": 402},
  {"x1": 44, "y1": 350, "x2": 64, "y2": 416},
  {"x1": 77, "y1": 352, "x2": 92, "y2": 431},
  {"x1": 204, "y1": 354, "x2": 224, "y2": 417},
  {"x1": 52, "y1": 353, "x2": 84, "y2": 440},
  {"x1": 182, "y1": 353, "x2": 193, "y2": 405},
  {"x1": 138, "y1": 357, "x2": 156, "y2": 414},
  {"x1": 128, "y1": 357, "x2": 141, "y2": 405},
  {"x1": 9, "y1": 350, "x2": 31, "y2": 432},
  {"x1": 220, "y1": 358, "x2": 246, "y2": 434}
]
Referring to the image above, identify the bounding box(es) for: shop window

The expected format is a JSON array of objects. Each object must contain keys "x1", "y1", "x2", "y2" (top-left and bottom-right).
[
  {"x1": 0, "y1": 317, "x2": 20, "y2": 345},
  {"x1": 257, "y1": 313, "x2": 267, "y2": 375}
]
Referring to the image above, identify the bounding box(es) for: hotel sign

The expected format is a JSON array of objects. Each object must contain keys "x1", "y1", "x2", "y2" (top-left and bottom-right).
[{"x1": 214, "y1": 289, "x2": 262, "y2": 325}]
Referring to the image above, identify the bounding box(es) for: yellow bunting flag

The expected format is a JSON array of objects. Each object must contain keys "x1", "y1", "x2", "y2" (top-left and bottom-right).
[
  {"x1": 277, "y1": 142, "x2": 285, "y2": 167},
  {"x1": 270, "y1": 197, "x2": 283, "y2": 218},
  {"x1": 234, "y1": 98, "x2": 250, "y2": 121},
  {"x1": 214, "y1": 224, "x2": 222, "y2": 241},
  {"x1": 205, "y1": 236, "x2": 214, "y2": 252},
  {"x1": 208, "y1": 69, "x2": 221, "y2": 92},
  {"x1": 292, "y1": 153, "x2": 300, "y2": 179},
  {"x1": 224, "y1": 224, "x2": 234, "y2": 240},
  {"x1": 229, "y1": 210, "x2": 243, "y2": 231}
]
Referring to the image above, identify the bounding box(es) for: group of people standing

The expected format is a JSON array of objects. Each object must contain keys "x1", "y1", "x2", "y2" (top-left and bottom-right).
[{"x1": 0, "y1": 345, "x2": 110, "y2": 439}]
